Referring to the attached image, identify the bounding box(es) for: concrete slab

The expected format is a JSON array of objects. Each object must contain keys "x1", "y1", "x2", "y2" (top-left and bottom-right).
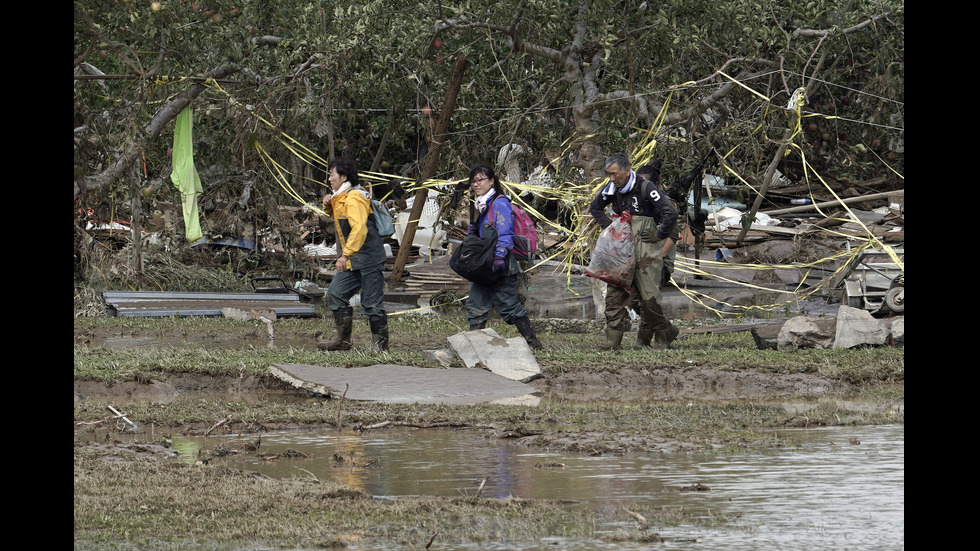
[
  {"x1": 269, "y1": 363, "x2": 540, "y2": 406},
  {"x1": 447, "y1": 329, "x2": 543, "y2": 383}
]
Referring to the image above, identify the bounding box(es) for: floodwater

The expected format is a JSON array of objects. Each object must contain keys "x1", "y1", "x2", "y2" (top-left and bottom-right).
[{"x1": 177, "y1": 423, "x2": 904, "y2": 550}]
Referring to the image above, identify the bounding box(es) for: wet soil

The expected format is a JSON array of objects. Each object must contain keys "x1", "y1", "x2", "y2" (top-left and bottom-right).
[
  {"x1": 73, "y1": 325, "x2": 865, "y2": 459},
  {"x1": 74, "y1": 318, "x2": 903, "y2": 549},
  {"x1": 73, "y1": 361, "x2": 840, "y2": 406}
]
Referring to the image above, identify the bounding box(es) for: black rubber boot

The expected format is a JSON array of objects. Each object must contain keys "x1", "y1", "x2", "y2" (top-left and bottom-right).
[
  {"x1": 318, "y1": 307, "x2": 353, "y2": 351},
  {"x1": 369, "y1": 313, "x2": 389, "y2": 352},
  {"x1": 514, "y1": 316, "x2": 543, "y2": 350},
  {"x1": 468, "y1": 318, "x2": 487, "y2": 331}
]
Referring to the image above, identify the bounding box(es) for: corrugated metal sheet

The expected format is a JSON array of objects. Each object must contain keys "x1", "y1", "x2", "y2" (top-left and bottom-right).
[{"x1": 102, "y1": 291, "x2": 318, "y2": 318}]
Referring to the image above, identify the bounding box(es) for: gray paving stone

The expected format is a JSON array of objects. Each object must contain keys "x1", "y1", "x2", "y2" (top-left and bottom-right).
[{"x1": 270, "y1": 363, "x2": 540, "y2": 405}]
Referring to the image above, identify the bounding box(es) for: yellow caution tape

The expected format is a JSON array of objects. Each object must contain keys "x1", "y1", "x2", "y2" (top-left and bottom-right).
[{"x1": 193, "y1": 75, "x2": 903, "y2": 318}]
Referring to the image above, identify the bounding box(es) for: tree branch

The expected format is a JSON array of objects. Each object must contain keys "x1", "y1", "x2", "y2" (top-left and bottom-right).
[
  {"x1": 792, "y1": 12, "x2": 890, "y2": 38},
  {"x1": 77, "y1": 62, "x2": 241, "y2": 198}
]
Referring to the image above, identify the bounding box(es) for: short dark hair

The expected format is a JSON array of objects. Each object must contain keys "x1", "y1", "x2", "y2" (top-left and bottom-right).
[
  {"x1": 328, "y1": 159, "x2": 359, "y2": 186},
  {"x1": 604, "y1": 153, "x2": 631, "y2": 172}
]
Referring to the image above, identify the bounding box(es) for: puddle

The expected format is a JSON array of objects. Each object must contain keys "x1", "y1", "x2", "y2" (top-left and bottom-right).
[{"x1": 176, "y1": 424, "x2": 904, "y2": 550}]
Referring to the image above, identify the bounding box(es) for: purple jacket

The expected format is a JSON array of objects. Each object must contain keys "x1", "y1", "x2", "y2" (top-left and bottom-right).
[{"x1": 476, "y1": 195, "x2": 515, "y2": 259}]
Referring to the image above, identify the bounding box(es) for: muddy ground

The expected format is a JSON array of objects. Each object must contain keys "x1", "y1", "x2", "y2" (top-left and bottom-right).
[
  {"x1": 74, "y1": 315, "x2": 903, "y2": 549},
  {"x1": 73, "y1": 315, "x2": 900, "y2": 456},
  {"x1": 76, "y1": 367, "x2": 844, "y2": 457},
  {"x1": 74, "y1": 362, "x2": 841, "y2": 406}
]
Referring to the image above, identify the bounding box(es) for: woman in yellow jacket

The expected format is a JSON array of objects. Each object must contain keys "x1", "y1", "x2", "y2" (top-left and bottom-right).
[{"x1": 318, "y1": 159, "x2": 390, "y2": 352}]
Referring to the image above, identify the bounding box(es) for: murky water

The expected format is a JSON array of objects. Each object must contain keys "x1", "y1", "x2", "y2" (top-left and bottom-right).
[{"x1": 177, "y1": 424, "x2": 903, "y2": 550}]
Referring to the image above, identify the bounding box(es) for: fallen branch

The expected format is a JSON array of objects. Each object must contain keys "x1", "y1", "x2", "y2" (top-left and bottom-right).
[
  {"x1": 762, "y1": 190, "x2": 902, "y2": 216},
  {"x1": 475, "y1": 476, "x2": 489, "y2": 499},
  {"x1": 107, "y1": 405, "x2": 139, "y2": 430},
  {"x1": 75, "y1": 416, "x2": 113, "y2": 428},
  {"x1": 205, "y1": 416, "x2": 230, "y2": 436},
  {"x1": 622, "y1": 505, "x2": 649, "y2": 532},
  {"x1": 77, "y1": 61, "x2": 242, "y2": 197}
]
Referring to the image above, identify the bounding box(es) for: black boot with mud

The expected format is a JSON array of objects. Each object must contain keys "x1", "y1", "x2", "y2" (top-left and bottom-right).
[
  {"x1": 369, "y1": 313, "x2": 389, "y2": 352},
  {"x1": 515, "y1": 316, "x2": 543, "y2": 350},
  {"x1": 319, "y1": 307, "x2": 353, "y2": 351}
]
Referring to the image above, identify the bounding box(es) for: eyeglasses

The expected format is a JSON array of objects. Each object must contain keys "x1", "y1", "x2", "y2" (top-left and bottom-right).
[{"x1": 471, "y1": 176, "x2": 491, "y2": 185}]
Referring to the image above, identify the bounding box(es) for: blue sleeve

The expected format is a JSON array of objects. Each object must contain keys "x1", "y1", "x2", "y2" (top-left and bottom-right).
[{"x1": 491, "y1": 197, "x2": 515, "y2": 257}]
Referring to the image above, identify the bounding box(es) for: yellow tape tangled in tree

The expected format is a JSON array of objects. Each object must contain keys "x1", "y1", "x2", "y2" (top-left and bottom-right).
[{"x1": 200, "y1": 74, "x2": 902, "y2": 319}]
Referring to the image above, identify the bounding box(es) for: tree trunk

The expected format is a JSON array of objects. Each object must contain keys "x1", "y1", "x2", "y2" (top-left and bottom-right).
[{"x1": 389, "y1": 57, "x2": 468, "y2": 282}]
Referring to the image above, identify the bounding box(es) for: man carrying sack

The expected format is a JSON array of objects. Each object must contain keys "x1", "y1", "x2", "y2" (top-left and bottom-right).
[{"x1": 588, "y1": 153, "x2": 679, "y2": 350}]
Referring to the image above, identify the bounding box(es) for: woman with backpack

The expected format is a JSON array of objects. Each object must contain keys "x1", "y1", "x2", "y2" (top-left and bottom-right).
[
  {"x1": 464, "y1": 165, "x2": 543, "y2": 350},
  {"x1": 317, "y1": 159, "x2": 390, "y2": 352}
]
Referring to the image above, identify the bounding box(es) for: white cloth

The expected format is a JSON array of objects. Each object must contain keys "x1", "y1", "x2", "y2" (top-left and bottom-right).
[
  {"x1": 600, "y1": 170, "x2": 636, "y2": 197},
  {"x1": 475, "y1": 189, "x2": 496, "y2": 212}
]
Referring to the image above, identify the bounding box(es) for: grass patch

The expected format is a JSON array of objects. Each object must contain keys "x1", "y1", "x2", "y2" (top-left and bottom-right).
[{"x1": 74, "y1": 315, "x2": 904, "y2": 383}]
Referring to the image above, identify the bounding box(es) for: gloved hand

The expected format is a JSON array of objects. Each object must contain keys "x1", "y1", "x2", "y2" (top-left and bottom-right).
[
  {"x1": 467, "y1": 223, "x2": 476, "y2": 235},
  {"x1": 492, "y1": 256, "x2": 506, "y2": 272},
  {"x1": 640, "y1": 228, "x2": 658, "y2": 243},
  {"x1": 619, "y1": 210, "x2": 633, "y2": 224}
]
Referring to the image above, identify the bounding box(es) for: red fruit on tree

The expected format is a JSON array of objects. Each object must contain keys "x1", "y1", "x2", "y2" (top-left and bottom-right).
[{"x1": 432, "y1": 38, "x2": 443, "y2": 50}]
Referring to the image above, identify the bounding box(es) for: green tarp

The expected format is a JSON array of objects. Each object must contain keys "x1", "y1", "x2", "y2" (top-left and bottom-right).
[{"x1": 170, "y1": 108, "x2": 203, "y2": 242}]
